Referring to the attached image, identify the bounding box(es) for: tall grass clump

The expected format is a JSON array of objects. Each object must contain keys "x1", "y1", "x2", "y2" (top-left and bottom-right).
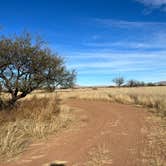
[
  {"x1": 0, "y1": 95, "x2": 74, "y2": 161},
  {"x1": 108, "y1": 88, "x2": 166, "y2": 117}
]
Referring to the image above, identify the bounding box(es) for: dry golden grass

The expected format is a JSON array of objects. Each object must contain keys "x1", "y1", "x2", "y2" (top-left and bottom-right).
[
  {"x1": 142, "y1": 116, "x2": 166, "y2": 166},
  {"x1": 55, "y1": 86, "x2": 166, "y2": 116},
  {"x1": 0, "y1": 95, "x2": 74, "y2": 161},
  {"x1": 23, "y1": 86, "x2": 166, "y2": 118}
]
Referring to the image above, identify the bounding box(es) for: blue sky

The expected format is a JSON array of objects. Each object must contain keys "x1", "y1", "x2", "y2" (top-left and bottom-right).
[{"x1": 0, "y1": 0, "x2": 166, "y2": 85}]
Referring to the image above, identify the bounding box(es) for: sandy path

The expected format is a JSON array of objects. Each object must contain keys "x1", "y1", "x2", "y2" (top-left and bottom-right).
[{"x1": 2, "y1": 99, "x2": 150, "y2": 166}]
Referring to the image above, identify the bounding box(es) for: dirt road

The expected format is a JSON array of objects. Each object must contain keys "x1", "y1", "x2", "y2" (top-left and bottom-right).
[{"x1": 2, "y1": 99, "x2": 150, "y2": 166}]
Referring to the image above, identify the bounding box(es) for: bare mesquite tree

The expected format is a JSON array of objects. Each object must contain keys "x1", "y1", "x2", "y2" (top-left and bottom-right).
[
  {"x1": 0, "y1": 33, "x2": 76, "y2": 104},
  {"x1": 112, "y1": 76, "x2": 124, "y2": 87}
]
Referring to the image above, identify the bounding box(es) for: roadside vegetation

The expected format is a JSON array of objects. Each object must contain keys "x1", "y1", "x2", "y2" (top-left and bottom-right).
[
  {"x1": 0, "y1": 32, "x2": 76, "y2": 162},
  {"x1": 0, "y1": 95, "x2": 74, "y2": 161},
  {"x1": 58, "y1": 86, "x2": 166, "y2": 117},
  {"x1": 142, "y1": 116, "x2": 166, "y2": 166}
]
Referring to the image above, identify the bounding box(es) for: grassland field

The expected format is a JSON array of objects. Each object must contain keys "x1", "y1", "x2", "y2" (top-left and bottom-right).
[{"x1": 0, "y1": 86, "x2": 166, "y2": 165}]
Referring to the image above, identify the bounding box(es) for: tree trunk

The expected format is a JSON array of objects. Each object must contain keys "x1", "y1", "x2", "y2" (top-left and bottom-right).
[{"x1": 9, "y1": 92, "x2": 27, "y2": 105}]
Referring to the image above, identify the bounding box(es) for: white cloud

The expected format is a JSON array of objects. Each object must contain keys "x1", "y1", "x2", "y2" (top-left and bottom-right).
[
  {"x1": 68, "y1": 60, "x2": 144, "y2": 69},
  {"x1": 82, "y1": 30, "x2": 166, "y2": 50},
  {"x1": 78, "y1": 67, "x2": 153, "y2": 74},
  {"x1": 136, "y1": 0, "x2": 166, "y2": 7},
  {"x1": 65, "y1": 48, "x2": 166, "y2": 85},
  {"x1": 67, "y1": 51, "x2": 166, "y2": 70},
  {"x1": 84, "y1": 40, "x2": 166, "y2": 49},
  {"x1": 65, "y1": 48, "x2": 166, "y2": 79},
  {"x1": 95, "y1": 19, "x2": 166, "y2": 28},
  {"x1": 67, "y1": 51, "x2": 166, "y2": 60},
  {"x1": 84, "y1": 41, "x2": 155, "y2": 49}
]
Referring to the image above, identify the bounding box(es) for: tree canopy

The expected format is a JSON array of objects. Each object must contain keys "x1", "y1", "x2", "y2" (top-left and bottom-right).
[{"x1": 0, "y1": 33, "x2": 76, "y2": 104}]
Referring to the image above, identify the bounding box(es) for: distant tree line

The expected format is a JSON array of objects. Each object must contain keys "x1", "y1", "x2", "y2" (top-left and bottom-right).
[
  {"x1": 126, "y1": 80, "x2": 155, "y2": 87},
  {"x1": 112, "y1": 77, "x2": 162, "y2": 87}
]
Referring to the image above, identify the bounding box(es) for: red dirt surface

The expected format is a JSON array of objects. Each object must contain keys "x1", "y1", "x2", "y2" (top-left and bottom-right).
[{"x1": 1, "y1": 99, "x2": 151, "y2": 166}]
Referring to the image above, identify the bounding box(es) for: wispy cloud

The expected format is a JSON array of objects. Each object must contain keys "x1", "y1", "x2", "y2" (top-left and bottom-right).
[
  {"x1": 55, "y1": 17, "x2": 166, "y2": 85},
  {"x1": 82, "y1": 29, "x2": 166, "y2": 50},
  {"x1": 95, "y1": 18, "x2": 166, "y2": 28},
  {"x1": 78, "y1": 67, "x2": 155, "y2": 75},
  {"x1": 68, "y1": 60, "x2": 145, "y2": 69},
  {"x1": 67, "y1": 50, "x2": 166, "y2": 74},
  {"x1": 136, "y1": 0, "x2": 166, "y2": 7},
  {"x1": 85, "y1": 41, "x2": 156, "y2": 49},
  {"x1": 66, "y1": 51, "x2": 166, "y2": 60},
  {"x1": 135, "y1": 0, "x2": 166, "y2": 12},
  {"x1": 84, "y1": 40, "x2": 166, "y2": 50}
]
